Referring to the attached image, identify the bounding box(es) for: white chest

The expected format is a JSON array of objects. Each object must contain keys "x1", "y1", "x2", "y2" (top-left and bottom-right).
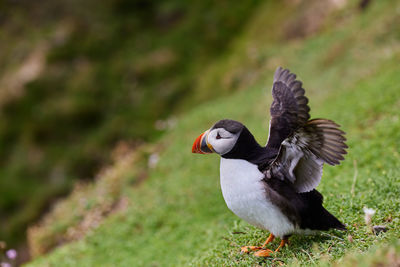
[{"x1": 219, "y1": 158, "x2": 295, "y2": 237}]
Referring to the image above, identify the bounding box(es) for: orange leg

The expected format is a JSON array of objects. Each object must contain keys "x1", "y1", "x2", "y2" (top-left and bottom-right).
[
  {"x1": 241, "y1": 233, "x2": 275, "y2": 254},
  {"x1": 262, "y1": 233, "x2": 275, "y2": 247},
  {"x1": 274, "y1": 238, "x2": 289, "y2": 253}
]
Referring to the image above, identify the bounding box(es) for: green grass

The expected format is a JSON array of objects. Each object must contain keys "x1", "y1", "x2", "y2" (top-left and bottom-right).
[{"x1": 27, "y1": 0, "x2": 400, "y2": 266}]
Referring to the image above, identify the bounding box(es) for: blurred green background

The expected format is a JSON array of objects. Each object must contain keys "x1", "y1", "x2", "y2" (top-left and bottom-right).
[{"x1": 0, "y1": 0, "x2": 260, "y2": 255}]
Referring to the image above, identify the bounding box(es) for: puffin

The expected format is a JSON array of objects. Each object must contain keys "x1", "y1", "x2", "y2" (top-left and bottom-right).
[{"x1": 192, "y1": 67, "x2": 347, "y2": 257}]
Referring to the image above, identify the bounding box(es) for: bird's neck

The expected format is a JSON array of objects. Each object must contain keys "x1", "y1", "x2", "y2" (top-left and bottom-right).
[{"x1": 222, "y1": 128, "x2": 275, "y2": 165}]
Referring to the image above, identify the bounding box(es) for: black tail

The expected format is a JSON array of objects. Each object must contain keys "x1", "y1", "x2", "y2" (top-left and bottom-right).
[
  {"x1": 299, "y1": 190, "x2": 346, "y2": 231},
  {"x1": 319, "y1": 206, "x2": 347, "y2": 231}
]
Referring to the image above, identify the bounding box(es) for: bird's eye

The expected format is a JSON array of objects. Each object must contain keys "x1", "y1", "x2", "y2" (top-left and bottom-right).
[{"x1": 216, "y1": 133, "x2": 222, "y2": 139}]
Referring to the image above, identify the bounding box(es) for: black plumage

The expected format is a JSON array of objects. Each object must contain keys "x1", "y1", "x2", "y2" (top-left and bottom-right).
[
  {"x1": 193, "y1": 67, "x2": 348, "y2": 256},
  {"x1": 218, "y1": 67, "x2": 347, "y2": 231}
]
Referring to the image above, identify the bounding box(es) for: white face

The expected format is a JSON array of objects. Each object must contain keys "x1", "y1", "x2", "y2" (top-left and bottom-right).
[{"x1": 207, "y1": 128, "x2": 241, "y2": 155}]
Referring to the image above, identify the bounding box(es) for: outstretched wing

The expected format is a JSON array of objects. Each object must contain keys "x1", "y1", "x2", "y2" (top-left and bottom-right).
[
  {"x1": 266, "y1": 67, "x2": 310, "y2": 151},
  {"x1": 264, "y1": 67, "x2": 347, "y2": 192},
  {"x1": 267, "y1": 119, "x2": 347, "y2": 193}
]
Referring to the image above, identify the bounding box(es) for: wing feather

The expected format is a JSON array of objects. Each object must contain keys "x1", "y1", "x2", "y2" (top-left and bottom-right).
[
  {"x1": 267, "y1": 119, "x2": 347, "y2": 192},
  {"x1": 266, "y1": 67, "x2": 310, "y2": 151},
  {"x1": 264, "y1": 67, "x2": 347, "y2": 192}
]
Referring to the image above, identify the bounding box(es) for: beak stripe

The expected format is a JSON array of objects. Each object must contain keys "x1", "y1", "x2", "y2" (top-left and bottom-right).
[
  {"x1": 201, "y1": 134, "x2": 213, "y2": 153},
  {"x1": 192, "y1": 130, "x2": 214, "y2": 154}
]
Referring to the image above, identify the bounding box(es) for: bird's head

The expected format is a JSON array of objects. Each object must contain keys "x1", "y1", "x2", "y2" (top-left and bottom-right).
[{"x1": 192, "y1": 119, "x2": 244, "y2": 156}]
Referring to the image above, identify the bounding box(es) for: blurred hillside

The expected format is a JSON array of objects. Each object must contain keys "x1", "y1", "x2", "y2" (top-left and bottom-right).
[
  {"x1": 23, "y1": 0, "x2": 400, "y2": 266},
  {"x1": 0, "y1": 0, "x2": 262, "y2": 252}
]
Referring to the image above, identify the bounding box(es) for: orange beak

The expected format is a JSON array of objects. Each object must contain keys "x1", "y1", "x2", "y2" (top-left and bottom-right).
[{"x1": 192, "y1": 130, "x2": 214, "y2": 154}]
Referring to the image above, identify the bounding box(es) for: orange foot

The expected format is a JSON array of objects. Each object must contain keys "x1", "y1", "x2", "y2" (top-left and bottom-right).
[
  {"x1": 240, "y1": 246, "x2": 262, "y2": 254},
  {"x1": 254, "y1": 248, "x2": 274, "y2": 257},
  {"x1": 241, "y1": 236, "x2": 289, "y2": 258}
]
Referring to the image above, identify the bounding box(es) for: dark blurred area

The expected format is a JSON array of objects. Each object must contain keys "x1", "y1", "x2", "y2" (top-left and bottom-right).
[{"x1": 0, "y1": 0, "x2": 261, "y2": 261}]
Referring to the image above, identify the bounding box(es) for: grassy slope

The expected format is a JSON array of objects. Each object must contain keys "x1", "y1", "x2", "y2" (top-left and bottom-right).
[
  {"x1": 0, "y1": 0, "x2": 262, "y2": 246},
  {"x1": 28, "y1": 0, "x2": 400, "y2": 266}
]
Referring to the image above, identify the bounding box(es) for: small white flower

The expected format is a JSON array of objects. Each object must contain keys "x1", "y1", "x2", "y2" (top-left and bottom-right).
[
  {"x1": 154, "y1": 117, "x2": 177, "y2": 131},
  {"x1": 363, "y1": 207, "x2": 375, "y2": 226},
  {"x1": 148, "y1": 153, "x2": 159, "y2": 169}
]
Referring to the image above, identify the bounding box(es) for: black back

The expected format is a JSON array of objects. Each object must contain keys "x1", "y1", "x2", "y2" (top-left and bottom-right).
[{"x1": 264, "y1": 178, "x2": 346, "y2": 231}]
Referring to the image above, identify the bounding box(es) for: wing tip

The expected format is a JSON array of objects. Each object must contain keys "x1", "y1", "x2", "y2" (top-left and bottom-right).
[
  {"x1": 306, "y1": 119, "x2": 348, "y2": 166},
  {"x1": 274, "y1": 67, "x2": 297, "y2": 84}
]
